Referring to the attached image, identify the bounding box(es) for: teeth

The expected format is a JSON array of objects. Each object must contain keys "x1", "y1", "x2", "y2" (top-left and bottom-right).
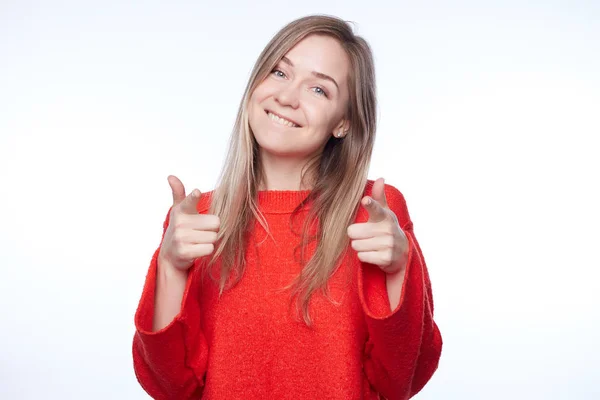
[{"x1": 267, "y1": 112, "x2": 298, "y2": 127}]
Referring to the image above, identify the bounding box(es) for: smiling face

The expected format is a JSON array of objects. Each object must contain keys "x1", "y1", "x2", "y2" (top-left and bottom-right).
[{"x1": 248, "y1": 34, "x2": 351, "y2": 161}]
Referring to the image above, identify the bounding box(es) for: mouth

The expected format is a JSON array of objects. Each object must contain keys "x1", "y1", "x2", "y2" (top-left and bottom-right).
[{"x1": 265, "y1": 110, "x2": 301, "y2": 128}]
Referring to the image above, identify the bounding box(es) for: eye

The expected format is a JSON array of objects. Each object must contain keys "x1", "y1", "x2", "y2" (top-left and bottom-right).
[
  {"x1": 272, "y1": 69, "x2": 286, "y2": 78},
  {"x1": 312, "y1": 86, "x2": 328, "y2": 98}
]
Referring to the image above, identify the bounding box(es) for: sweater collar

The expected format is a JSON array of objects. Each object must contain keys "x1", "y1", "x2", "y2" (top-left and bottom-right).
[{"x1": 257, "y1": 190, "x2": 313, "y2": 214}]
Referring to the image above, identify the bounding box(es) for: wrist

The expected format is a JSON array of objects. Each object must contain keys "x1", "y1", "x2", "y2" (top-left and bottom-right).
[{"x1": 157, "y1": 256, "x2": 188, "y2": 280}]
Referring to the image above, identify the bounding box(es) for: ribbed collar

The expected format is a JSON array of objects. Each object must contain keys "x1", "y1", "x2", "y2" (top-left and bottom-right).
[{"x1": 257, "y1": 190, "x2": 313, "y2": 214}]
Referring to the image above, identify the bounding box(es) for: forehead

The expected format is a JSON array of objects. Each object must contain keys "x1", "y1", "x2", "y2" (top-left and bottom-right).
[{"x1": 283, "y1": 34, "x2": 350, "y2": 84}]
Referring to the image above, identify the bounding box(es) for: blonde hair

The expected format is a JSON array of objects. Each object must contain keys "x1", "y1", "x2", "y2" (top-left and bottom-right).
[{"x1": 203, "y1": 14, "x2": 377, "y2": 326}]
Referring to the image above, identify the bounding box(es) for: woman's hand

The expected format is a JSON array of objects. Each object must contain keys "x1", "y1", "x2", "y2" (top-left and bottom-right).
[
  {"x1": 347, "y1": 178, "x2": 409, "y2": 275},
  {"x1": 158, "y1": 175, "x2": 221, "y2": 272}
]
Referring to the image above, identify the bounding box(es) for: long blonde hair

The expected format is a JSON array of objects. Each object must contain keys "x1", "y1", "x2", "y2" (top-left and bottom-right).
[{"x1": 204, "y1": 14, "x2": 377, "y2": 326}]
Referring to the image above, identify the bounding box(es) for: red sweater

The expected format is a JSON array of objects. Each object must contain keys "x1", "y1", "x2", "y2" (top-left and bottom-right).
[{"x1": 132, "y1": 180, "x2": 442, "y2": 399}]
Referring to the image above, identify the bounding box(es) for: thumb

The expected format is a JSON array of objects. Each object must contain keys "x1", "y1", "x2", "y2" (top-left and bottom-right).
[
  {"x1": 168, "y1": 175, "x2": 186, "y2": 206},
  {"x1": 371, "y1": 177, "x2": 388, "y2": 209}
]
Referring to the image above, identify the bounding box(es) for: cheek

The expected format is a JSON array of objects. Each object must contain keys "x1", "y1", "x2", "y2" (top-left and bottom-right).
[
  {"x1": 251, "y1": 80, "x2": 274, "y2": 104},
  {"x1": 249, "y1": 90, "x2": 266, "y2": 120},
  {"x1": 305, "y1": 105, "x2": 335, "y2": 131},
  {"x1": 249, "y1": 89, "x2": 261, "y2": 109}
]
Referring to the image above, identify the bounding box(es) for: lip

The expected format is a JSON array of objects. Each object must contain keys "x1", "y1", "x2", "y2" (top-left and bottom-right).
[{"x1": 265, "y1": 109, "x2": 302, "y2": 128}]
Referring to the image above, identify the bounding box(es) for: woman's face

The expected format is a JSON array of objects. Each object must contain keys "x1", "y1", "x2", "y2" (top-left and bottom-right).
[{"x1": 248, "y1": 34, "x2": 350, "y2": 160}]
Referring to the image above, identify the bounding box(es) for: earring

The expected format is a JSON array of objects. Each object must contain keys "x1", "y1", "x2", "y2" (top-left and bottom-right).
[{"x1": 337, "y1": 131, "x2": 343, "y2": 138}]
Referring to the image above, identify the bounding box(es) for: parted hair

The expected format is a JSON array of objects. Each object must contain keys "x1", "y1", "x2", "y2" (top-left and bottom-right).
[{"x1": 204, "y1": 14, "x2": 377, "y2": 326}]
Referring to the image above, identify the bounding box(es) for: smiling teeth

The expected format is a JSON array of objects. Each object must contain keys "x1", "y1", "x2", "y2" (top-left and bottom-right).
[{"x1": 267, "y1": 112, "x2": 298, "y2": 127}]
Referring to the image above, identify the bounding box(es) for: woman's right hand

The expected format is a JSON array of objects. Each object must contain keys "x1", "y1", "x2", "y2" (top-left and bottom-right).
[{"x1": 158, "y1": 175, "x2": 220, "y2": 272}]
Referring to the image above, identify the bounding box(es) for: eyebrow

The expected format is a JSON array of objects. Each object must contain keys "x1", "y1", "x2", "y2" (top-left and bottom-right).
[{"x1": 281, "y1": 56, "x2": 339, "y2": 91}]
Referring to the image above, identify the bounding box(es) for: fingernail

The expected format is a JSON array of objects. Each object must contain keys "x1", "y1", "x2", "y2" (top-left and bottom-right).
[{"x1": 365, "y1": 197, "x2": 372, "y2": 206}]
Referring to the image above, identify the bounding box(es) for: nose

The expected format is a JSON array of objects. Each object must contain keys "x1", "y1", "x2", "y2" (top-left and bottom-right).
[{"x1": 274, "y1": 82, "x2": 300, "y2": 109}]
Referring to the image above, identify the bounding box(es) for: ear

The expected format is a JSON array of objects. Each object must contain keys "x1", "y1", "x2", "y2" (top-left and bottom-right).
[{"x1": 332, "y1": 118, "x2": 351, "y2": 138}]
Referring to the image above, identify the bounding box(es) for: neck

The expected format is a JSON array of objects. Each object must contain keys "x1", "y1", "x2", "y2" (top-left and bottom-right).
[{"x1": 258, "y1": 151, "x2": 316, "y2": 191}]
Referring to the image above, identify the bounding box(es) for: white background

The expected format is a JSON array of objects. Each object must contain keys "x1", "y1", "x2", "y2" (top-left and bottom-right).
[{"x1": 1, "y1": 0, "x2": 599, "y2": 399}]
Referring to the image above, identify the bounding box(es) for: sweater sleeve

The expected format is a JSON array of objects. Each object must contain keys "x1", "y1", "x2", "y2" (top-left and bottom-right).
[
  {"x1": 132, "y1": 207, "x2": 209, "y2": 400},
  {"x1": 358, "y1": 184, "x2": 443, "y2": 400}
]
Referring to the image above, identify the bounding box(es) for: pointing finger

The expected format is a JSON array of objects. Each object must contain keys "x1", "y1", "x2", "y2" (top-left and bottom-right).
[
  {"x1": 363, "y1": 196, "x2": 387, "y2": 223},
  {"x1": 178, "y1": 188, "x2": 201, "y2": 215}
]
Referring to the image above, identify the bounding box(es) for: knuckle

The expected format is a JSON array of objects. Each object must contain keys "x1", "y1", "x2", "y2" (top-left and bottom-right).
[
  {"x1": 173, "y1": 219, "x2": 186, "y2": 231},
  {"x1": 172, "y1": 230, "x2": 185, "y2": 243},
  {"x1": 384, "y1": 252, "x2": 393, "y2": 264},
  {"x1": 385, "y1": 236, "x2": 395, "y2": 249},
  {"x1": 178, "y1": 248, "x2": 189, "y2": 260},
  {"x1": 167, "y1": 246, "x2": 180, "y2": 260},
  {"x1": 385, "y1": 224, "x2": 395, "y2": 236},
  {"x1": 174, "y1": 241, "x2": 185, "y2": 254}
]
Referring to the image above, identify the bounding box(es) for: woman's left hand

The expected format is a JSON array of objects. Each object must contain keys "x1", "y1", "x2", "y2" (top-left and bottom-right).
[{"x1": 347, "y1": 178, "x2": 409, "y2": 275}]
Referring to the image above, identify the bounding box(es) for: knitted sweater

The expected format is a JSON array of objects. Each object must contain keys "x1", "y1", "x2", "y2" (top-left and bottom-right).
[{"x1": 132, "y1": 180, "x2": 442, "y2": 400}]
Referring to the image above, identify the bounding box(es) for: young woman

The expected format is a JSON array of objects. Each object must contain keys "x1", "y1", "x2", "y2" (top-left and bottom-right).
[{"x1": 133, "y1": 14, "x2": 442, "y2": 400}]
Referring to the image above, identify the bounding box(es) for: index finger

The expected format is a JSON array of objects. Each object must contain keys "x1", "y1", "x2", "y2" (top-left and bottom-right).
[
  {"x1": 364, "y1": 197, "x2": 387, "y2": 223},
  {"x1": 178, "y1": 189, "x2": 201, "y2": 215}
]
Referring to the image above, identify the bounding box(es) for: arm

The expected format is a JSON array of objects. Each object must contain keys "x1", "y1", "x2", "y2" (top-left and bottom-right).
[
  {"x1": 359, "y1": 185, "x2": 443, "y2": 400},
  {"x1": 132, "y1": 208, "x2": 209, "y2": 400},
  {"x1": 386, "y1": 259, "x2": 407, "y2": 311},
  {"x1": 154, "y1": 255, "x2": 188, "y2": 332}
]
